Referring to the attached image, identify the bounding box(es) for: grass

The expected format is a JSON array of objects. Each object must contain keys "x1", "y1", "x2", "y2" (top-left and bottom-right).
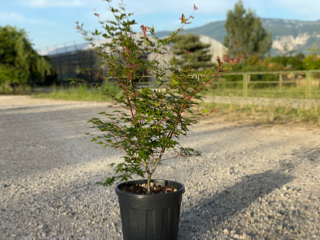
[
  {"x1": 188, "y1": 101, "x2": 320, "y2": 127},
  {"x1": 31, "y1": 83, "x2": 320, "y2": 127},
  {"x1": 31, "y1": 82, "x2": 121, "y2": 102}
]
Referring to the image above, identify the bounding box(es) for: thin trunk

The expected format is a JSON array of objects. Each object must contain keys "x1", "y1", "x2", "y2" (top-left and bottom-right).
[{"x1": 147, "y1": 173, "x2": 152, "y2": 195}]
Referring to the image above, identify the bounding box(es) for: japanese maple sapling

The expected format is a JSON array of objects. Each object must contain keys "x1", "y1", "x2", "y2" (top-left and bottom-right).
[{"x1": 71, "y1": 0, "x2": 234, "y2": 194}]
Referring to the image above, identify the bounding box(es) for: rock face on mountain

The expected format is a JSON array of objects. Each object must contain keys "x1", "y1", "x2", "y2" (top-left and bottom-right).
[{"x1": 155, "y1": 18, "x2": 320, "y2": 56}]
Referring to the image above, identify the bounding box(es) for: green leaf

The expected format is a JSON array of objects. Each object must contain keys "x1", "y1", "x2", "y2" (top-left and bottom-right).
[{"x1": 95, "y1": 176, "x2": 115, "y2": 186}]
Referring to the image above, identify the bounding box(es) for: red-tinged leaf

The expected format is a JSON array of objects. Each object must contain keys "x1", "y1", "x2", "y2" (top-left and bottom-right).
[
  {"x1": 179, "y1": 14, "x2": 187, "y2": 23},
  {"x1": 216, "y1": 56, "x2": 223, "y2": 65},
  {"x1": 194, "y1": 4, "x2": 198, "y2": 10},
  {"x1": 94, "y1": 13, "x2": 99, "y2": 17},
  {"x1": 75, "y1": 21, "x2": 79, "y2": 24},
  {"x1": 140, "y1": 25, "x2": 149, "y2": 36}
]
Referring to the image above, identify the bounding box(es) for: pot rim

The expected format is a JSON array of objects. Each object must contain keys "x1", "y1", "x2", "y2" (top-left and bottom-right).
[{"x1": 115, "y1": 179, "x2": 185, "y2": 198}]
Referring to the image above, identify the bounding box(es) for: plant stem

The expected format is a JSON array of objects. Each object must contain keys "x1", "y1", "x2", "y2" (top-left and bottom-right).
[{"x1": 147, "y1": 173, "x2": 152, "y2": 195}]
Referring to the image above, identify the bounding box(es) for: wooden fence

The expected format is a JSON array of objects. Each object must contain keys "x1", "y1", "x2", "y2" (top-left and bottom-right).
[{"x1": 105, "y1": 70, "x2": 320, "y2": 100}]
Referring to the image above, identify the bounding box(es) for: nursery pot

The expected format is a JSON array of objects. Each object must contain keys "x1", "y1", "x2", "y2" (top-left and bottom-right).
[{"x1": 115, "y1": 179, "x2": 185, "y2": 240}]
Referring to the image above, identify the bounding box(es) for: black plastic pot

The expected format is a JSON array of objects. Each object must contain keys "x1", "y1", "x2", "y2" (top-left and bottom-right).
[{"x1": 115, "y1": 179, "x2": 185, "y2": 240}]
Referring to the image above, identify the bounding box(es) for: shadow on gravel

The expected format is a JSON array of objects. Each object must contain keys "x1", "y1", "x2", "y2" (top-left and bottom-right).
[
  {"x1": 0, "y1": 104, "x2": 78, "y2": 112},
  {"x1": 179, "y1": 169, "x2": 294, "y2": 239},
  {"x1": 293, "y1": 147, "x2": 320, "y2": 163}
]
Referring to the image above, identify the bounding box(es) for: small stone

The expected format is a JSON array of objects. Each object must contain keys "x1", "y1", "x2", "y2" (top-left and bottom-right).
[
  {"x1": 234, "y1": 234, "x2": 240, "y2": 239},
  {"x1": 223, "y1": 229, "x2": 229, "y2": 235},
  {"x1": 242, "y1": 233, "x2": 249, "y2": 239}
]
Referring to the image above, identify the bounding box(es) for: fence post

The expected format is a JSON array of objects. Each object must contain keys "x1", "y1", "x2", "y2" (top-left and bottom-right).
[
  {"x1": 306, "y1": 71, "x2": 311, "y2": 99},
  {"x1": 243, "y1": 73, "x2": 248, "y2": 97},
  {"x1": 279, "y1": 73, "x2": 283, "y2": 89}
]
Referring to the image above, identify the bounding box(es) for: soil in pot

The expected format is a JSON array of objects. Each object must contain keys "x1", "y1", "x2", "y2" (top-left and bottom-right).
[{"x1": 118, "y1": 182, "x2": 179, "y2": 194}]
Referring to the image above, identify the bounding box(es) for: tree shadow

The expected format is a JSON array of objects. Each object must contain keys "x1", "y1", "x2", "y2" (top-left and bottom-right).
[{"x1": 178, "y1": 168, "x2": 294, "y2": 239}]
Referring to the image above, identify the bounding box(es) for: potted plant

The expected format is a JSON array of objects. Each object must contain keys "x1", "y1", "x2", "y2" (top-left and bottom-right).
[{"x1": 71, "y1": 0, "x2": 234, "y2": 239}]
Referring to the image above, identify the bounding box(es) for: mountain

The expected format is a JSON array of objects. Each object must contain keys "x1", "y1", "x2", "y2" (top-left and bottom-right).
[{"x1": 153, "y1": 18, "x2": 320, "y2": 56}]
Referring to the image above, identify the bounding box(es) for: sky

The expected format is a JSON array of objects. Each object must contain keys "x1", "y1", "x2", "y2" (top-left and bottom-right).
[{"x1": 1, "y1": 0, "x2": 320, "y2": 53}]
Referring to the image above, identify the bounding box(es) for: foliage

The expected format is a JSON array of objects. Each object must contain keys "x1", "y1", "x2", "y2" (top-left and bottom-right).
[
  {"x1": 223, "y1": 0, "x2": 272, "y2": 59},
  {"x1": 218, "y1": 51, "x2": 308, "y2": 89},
  {"x1": 266, "y1": 55, "x2": 305, "y2": 71},
  {"x1": 0, "y1": 25, "x2": 55, "y2": 92},
  {"x1": 70, "y1": 0, "x2": 234, "y2": 194},
  {"x1": 306, "y1": 42, "x2": 320, "y2": 56},
  {"x1": 303, "y1": 55, "x2": 320, "y2": 70},
  {"x1": 303, "y1": 42, "x2": 320, "y2": 71},
  {"x1": 169, "y1": 32, "x2": 216, "y2": 71}
]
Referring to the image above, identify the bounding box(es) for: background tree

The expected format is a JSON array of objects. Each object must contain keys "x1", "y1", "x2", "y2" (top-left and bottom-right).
[
  {"x1": 169, "y1": 32, "x2": 216, "y2": 71},
  {"x1": 223, "y1": 0, "x2": 272, "y2": 60},
  {"x1": 303, "y1": 43, "x2": 320, "y2": 71},
  {"x1": 0, "y1": 25, "x2": 55, "y2": 92},
  {"x1": 275, "y1": 43, "x2": 296, "y2": 58}
]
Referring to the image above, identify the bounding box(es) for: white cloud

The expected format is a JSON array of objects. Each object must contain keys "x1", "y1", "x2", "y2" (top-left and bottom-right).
[
  {"x1": 0, "y1": 12, "x2": 56, "y2": 25},
  {"x1": 20, "y1": 0, "x2": 85, "y2": 8}
]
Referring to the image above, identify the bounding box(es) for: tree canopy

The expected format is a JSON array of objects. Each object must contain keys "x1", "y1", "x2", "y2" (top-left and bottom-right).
[
  {"x1": 169, "y1": 32, "x2": 215, "y2": 71},
  {"x1": 223, "y1": 0, "x2": 272, "y2": 59},
  {"x1": 0, "y1": 25, "x2": 55, "y2": 91}
]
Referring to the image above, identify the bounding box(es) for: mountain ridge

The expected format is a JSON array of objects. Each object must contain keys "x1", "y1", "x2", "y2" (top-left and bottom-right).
[{"x1": 153, "y1": 18, "x2": 320, "y2": 56}]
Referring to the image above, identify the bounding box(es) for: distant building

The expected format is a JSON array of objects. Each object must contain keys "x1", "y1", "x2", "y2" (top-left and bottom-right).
[{"x1": 38, "y1": 33, "x2": 227, "y2": 86}]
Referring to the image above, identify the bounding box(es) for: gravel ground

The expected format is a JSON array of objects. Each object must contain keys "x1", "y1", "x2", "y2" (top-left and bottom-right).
[{"x1": 0, "y1": 95, "x2": 320, "y2": 240}]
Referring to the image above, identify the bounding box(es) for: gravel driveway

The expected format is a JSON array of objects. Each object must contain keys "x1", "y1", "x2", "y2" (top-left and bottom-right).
[{"x1": 0, "y1": 96, "x2": 319, "y2": 240}]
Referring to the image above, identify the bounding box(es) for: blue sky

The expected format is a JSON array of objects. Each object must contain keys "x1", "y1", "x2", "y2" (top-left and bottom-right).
[{"x1": 1, "y1": 0, "x2": 320, "y2": 52}]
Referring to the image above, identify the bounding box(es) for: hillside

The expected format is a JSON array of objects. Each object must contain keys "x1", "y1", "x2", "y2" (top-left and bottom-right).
[{"x1": 153, "y1": 18, "x2": 320, "y2": 56}]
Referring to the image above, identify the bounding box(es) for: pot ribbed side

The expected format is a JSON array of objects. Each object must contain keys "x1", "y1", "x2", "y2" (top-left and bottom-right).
[{"x1": 115, "y1": 179, "x2": 185, "y2": 240}]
